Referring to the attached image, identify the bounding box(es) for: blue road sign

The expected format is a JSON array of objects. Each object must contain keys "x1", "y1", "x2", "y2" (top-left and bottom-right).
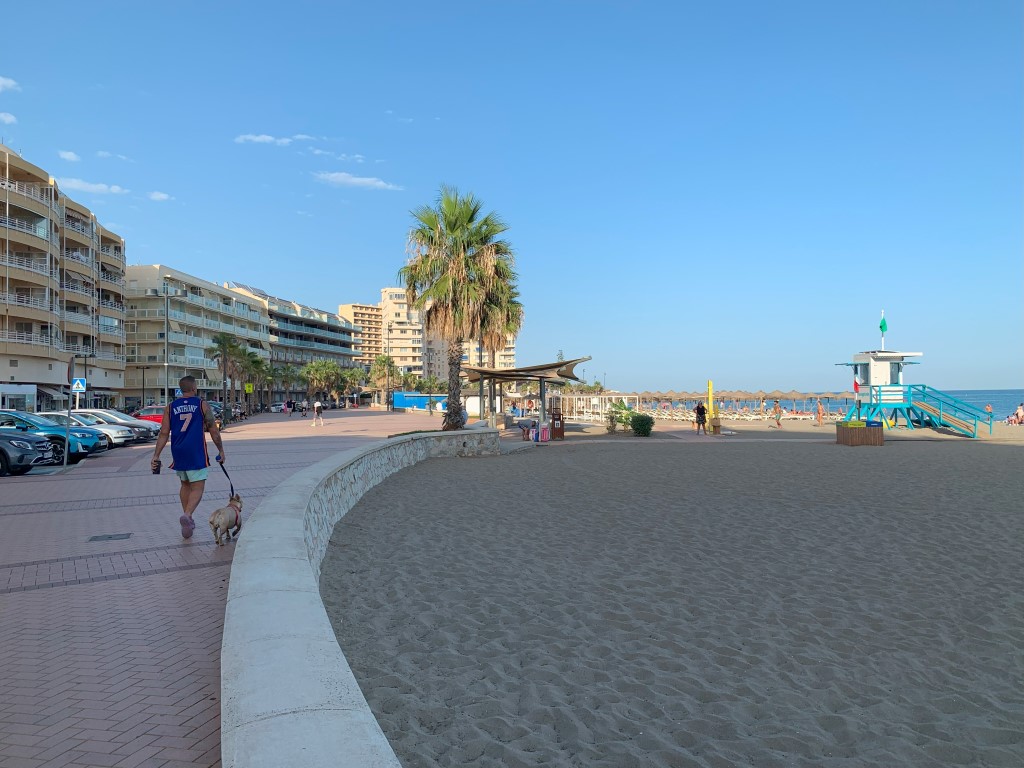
[
  {"x1": 71, "y1": 377, "x2": 87, "y2": 393},
  {"x1": 174, "y1": 388, "x2": 183, "y2": 398}
]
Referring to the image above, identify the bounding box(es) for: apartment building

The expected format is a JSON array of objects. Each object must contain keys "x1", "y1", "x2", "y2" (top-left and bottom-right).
[
  {"x1": 227, "y1": 283, "x2": 358, "y2": 398},
  {"x1": 124, "y1": 267, "x2": 270, "y2": 407},
  {"x1": 337, "y1": 301, "x2": 381, "y2": 368},
  {"x1": 339, "y1": 286, "x2": 517, "y2": 379},
  {"x1": 1, "y1": 145, "x2": 127, "y2": 411}
]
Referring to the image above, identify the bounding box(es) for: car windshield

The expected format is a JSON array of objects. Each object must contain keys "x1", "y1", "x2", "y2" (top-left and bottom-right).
[
  {"x1": 71, "y1": 413, "x2": 101, "y2": 425},
  {"x1": 86, "y1": 410, "x2": 130, "y2": 423},
  {"x1": 14, "y1": 412, "x2": 60, "y2": 428},
  {"x1": 41, "y1": 413, "x2": 70, "y2": 425}
]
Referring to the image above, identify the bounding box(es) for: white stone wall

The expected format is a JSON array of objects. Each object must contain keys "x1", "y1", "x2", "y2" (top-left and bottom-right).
[{"x1": 221, "y1": 429, "x2": 500, "y2": 768}]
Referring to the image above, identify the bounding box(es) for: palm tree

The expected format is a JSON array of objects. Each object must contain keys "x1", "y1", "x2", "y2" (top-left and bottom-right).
[
  {"x1": 368, "y1": 354, "x2": 399, "y2": 407},
  {"x1": 400, "y1": 186, "x2": 521, "y2": 430},
  {"x1": 278, "y1": 364, "x2": 300, "y2": 401},
  {"x1": 208, "y1": 333, "x2": 243, "y2": 423},
  {"x1": 478, "y1": 281, "x2": 523, "y2": 418},
  {"x1": 340, "y1": 367, "x2": 364, "y2": 407},
  {"x1": 301, "y1": 359, "x2": 343, "y2": 403}
]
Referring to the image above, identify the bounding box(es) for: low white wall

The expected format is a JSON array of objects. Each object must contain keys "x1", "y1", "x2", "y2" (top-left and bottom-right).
[{"x1": 221, "y1": 429, "x2": 501, "y2": 768}]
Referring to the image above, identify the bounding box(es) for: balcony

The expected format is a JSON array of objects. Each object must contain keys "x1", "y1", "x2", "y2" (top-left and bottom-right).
[
  {"x1": 269, "y1": 335, "x2": 357, "y2": 357},
  {"x1": 63, "y1": 249, "x2": 94, "y2": 267},
  {"x1": 99, "y1": 272, "x2": 125, "y2": 287},
  {"x1": 99, "y1": 244, "x2": 126, "y2": 264},
  {"x1": 0, "y1": 330, "x2": 58, "y2": 347},
  {"x1": 2, "y1": 292, "x2": 55, "y2": 313},
  {"x1": 0, "y1": 177, "x2": 55, "y2": 207},
  {"x1": 93, "y1": 349, "x2": 126, "y2": 362},
  {"x1": 64, "y1": 217, "x2": 93, "y2": 237},
  {"x1": 1, "y1": 252, "x2": 57, "y2": 280},
  {"x1": 60, "y1": 281, "x2": 96, "y2": 299},
  {"x1": 1, "y1": 214, "x2": 53, "y2": 243},
  {"x1": 63, "y1": 309, "x2": 96, "y2": 326},
  {"x1": 99, "y1": 325, "x2": 125, "y2": 338},
  {"x1": 99, "y1": 299, "x2": 125, "y2": 312}
]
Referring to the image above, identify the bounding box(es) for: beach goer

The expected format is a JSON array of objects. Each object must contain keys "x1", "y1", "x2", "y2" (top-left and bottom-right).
[
  {"x1": 984, "y1": 403, "x2": 993, "y2": 414},
  {"x1": 771, "y1": 400, "x2": 782, "y2": 429},
  {"x1": 312, "y1": 399, "x2": 325, "y2": 427},
  {"x1": 694, "y1": 402, "x2": 708, "y2": 435},
  {"x1": 815, "y1": 399, "x2": 825, "y2": 427},
  {"x1": 301, "y1": 399, "x2": 309, "y2": 418},
  {"x1": 151, "y1": 376, "x2": 225, "y2": 539},
  {"x1": 1013, "y1": 403, "x2": 1024, "y2": 425}
]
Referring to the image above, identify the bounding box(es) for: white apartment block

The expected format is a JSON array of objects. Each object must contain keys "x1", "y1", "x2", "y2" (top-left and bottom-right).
[
  {"x1": 1, "y1": 145, "x2": 127, "y2": 411},
  {"x1": 125, "y1": 266, "x2": 270, "y2": 406}
]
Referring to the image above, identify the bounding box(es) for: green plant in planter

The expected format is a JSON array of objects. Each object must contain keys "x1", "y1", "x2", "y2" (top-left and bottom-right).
[
  {"x1": 630, "y1": 413, "x2": 654, "y2": 436},
  {"x1": 608, "y1": 401, "x2": 633, "y2": 432}
]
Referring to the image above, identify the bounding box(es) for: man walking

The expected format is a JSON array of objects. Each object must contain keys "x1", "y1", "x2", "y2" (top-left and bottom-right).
[
  {"x1": 151, "y1": 376, "x2": 225, "y2": 539},
  {"x1": 312, "y1": 399, "x2": 325, "y2": 427},
  {"x1": 771, "y1": 399, "x2": 783, "y2": 429}
]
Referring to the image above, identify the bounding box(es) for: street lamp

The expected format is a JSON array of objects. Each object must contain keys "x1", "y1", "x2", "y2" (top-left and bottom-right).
[{"x1": 386, "y1": 321, "x2": 393, "y2": 411}]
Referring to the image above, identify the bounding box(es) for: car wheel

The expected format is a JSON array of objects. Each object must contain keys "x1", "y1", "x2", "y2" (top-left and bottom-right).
[
  {"x1": 69, "y1": 452, "x2": 85, "y2": 464},
  {"x1": 48, "y1": 439, "x2": 66, "y2": 465},
  {"x1": 9, "y1": 466, "x2": 31, "y2": 476},
  {"x1": 106, "y1": 436, "x2": 115, "y2": 450},
  {"x1": 0, "y1": 451, "x2": 9, "y2": 477}
]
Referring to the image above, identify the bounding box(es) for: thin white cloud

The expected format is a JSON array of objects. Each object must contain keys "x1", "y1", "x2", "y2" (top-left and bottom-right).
[
  {"x1": 96, "y1": 150, "x2": 132, "y2": 161},
  {"x1": 314, "y1": 171, "x2": 402, "y2": 191},
  {"x1": 0, "y1": 76, "x2": 19, "y2": 93},
  {"x1": 398, "y1": 117, "x2": 414, "y2": 123},
  {"x1": 96, "y1": 150, "x2": 112, "y2": 158},
  {"x1": 0, "y1": 112, "x2": 15, "y2": 125},
  {"x1": 57, "y1": 178, "x2": 130, "y2": 195},
  {"x1": 148, "y1": 191, "x2": 173, "y2": 201},
  {"x1": 340, "y1": 153, "x2": 365, "y2": 163},
  {"x1": 296, "y1": 210, "x2": 313, "y2": 217},
  {"x1": 309, "y1": 147, "x2": 334, "y2": 156},
  {"x1": 58, "y1": 150, "x2": 81, "y2": 162},
  {"x1": 292, "y1": 134, "x2": 315, "y2": 141},
  {"x1": 234, "y1": 133, "x2": 292, "y2": 146}
]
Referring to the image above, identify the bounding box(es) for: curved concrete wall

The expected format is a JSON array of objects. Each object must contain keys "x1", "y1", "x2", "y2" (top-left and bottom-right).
[{"x1": 221, "y1": 429, "x2": 501, "y2": 768}]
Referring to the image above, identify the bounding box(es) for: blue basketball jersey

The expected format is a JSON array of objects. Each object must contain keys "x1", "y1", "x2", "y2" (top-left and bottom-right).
[{"x1": 169, "y1": 396, "x2": 209, "y2": 471}]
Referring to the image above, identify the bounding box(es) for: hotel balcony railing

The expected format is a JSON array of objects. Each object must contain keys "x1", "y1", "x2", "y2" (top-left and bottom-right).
[
  {"x1": 2, "y1": 292, "x2": 56, "y2": 312},
  {"x1": 1, "y1": 214, "x2": 54, "y2": 242},
  {"x1": 98, "y1": 244, "x2": 126, "y2": 264},
  {"x1": 63, "y1": 342, "x2": 94, "y2": 354},
  {"x1": 0, "y1": 330, "x2": 58, "y2": 346},
  {"x1": 63, "y1": 249, "x2": 94, "y2": 267},
  {"x1": 93, "y1": 349, "x2": 126, "y2": 362},
  {"x1": 64, "y1": 218, "x2": 92, "y2": 236},
  {"x1": 0, "y1": 177, "x2": 56, "y2": 207},
  {"x1": 99, "y1": 325, "x2": 125, "y2": 338},
  {"x1": 273, "y1": 319, "x2": 354, "y2": 342},
  {"x1": 2, "y1": 252, "x2": 58, "y2": 280},
  {"x1": 63, "y1": 310, "x2": 96, "y2": 326},
  {"x1": 99, "y1": 299, "x2": 125, "y2": 312},
  {"x1": 60, "y1": 281, "x2": 96, "y2": 299},
  {"x1": 99, "y1": 272, "x2": 125, "y2": 287},
  {"x1": 269, "y1": 335, "x2": 358, "y2": 356}
]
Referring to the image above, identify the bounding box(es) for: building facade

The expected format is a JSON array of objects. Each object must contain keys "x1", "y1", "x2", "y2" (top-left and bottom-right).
[
  {"x1": 337, "y1": 301, "x2": 381, "y2": 368},
  {"x1": 228, "y1": 283, "x2": 359, "y2": 399},
  {"x1": 1, "y1": 145, "x2": 127, "y2": 411},
  {"x1": 124, "y1": 267, "x2": 270, "y2": 407}
]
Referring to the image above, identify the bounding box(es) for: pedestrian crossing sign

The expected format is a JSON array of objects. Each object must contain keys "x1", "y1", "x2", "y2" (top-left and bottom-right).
[{"x1": 71, "y1": 377, "x2": 87, "y2": 393}]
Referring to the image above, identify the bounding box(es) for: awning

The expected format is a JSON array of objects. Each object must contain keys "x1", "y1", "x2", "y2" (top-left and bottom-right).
[
  {"x1": 461, "y1": 356, "x2": 591, "y2": 385},
  {"x1": 37, "y1": 385, "x2": 68, "y2": 400}
]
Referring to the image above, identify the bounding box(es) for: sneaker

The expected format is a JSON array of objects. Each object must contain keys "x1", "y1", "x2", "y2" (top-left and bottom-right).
[{"x1": 180, "y1": 514, "x2": 195, "y2": 539}]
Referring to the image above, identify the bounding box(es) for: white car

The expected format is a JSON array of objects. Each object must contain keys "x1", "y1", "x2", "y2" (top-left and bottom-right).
[
  {"x1": 73, "y1": 409, "x2": 160, "y2": 441},
  {"x1": 270, "y1": 402, "x2": 285, "y2": 413},
  {"x1": 39, "y1": 412, "x2": 136, "y2": 449}
]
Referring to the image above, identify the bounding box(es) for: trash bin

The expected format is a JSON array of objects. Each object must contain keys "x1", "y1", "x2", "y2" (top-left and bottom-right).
[
  {"x1": 550, "y1": 409, "x2": 565, "y2": 440},
  {"x1": 710, "y1": 417, "x2": 721, "y2": 435}
]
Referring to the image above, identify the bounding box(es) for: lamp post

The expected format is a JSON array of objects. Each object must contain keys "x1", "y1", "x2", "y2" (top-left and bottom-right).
[{"x1": 386, "y1": 321, "x2": 393, "y2": 411}]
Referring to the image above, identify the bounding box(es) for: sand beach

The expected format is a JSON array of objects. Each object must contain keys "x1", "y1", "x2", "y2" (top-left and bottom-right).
[{"x1": 320, "y1": 429, "x2": 1024, "y2": 767}]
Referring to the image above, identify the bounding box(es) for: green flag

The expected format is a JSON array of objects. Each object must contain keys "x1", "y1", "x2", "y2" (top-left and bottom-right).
[{"x1": 879, "y1": 315, "x2": 888, "y2": 333}]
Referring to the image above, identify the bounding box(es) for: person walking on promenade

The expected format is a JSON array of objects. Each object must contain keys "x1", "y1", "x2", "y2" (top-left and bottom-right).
[
  {"x1": 815, "y1": 398, "x2": 825, "y2": 427},
  {"x1": 301, "y1": 399, "x2": 309, "y2": 418},
  {"x1": 694, "y1": 401, "x2": 708, "y2": 435},
  {"x1": 286, "y1": 399, "x2": 294, "y2": 417},
  {"x1": 770, "y1": 399, "x2": 783, "y2": 429},
  {"x1": 151, "y1": 375, "x2": 225, "y2": 539},
  {"x1": 312, "y1": 399, "x2": 325, "y2": 427}
]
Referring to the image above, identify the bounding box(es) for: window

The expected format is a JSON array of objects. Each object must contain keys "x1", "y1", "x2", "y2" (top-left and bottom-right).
[{"x1": 9, "y1": 360, "x2": 18, "y2": 367}]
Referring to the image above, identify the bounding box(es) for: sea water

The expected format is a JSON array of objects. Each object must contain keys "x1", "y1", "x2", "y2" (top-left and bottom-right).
[{"x1": 945, "y1": 390, "x2": 1024, "y2": 420}]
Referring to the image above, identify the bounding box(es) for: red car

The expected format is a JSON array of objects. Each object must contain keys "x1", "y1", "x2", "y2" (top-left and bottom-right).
[{"x1": 135, "y1": 406, "x2": 166, "y2": 424}]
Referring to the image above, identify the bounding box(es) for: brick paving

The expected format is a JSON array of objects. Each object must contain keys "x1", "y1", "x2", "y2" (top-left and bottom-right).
[{"x1": 0, "y1": 408, "x2": 440, "y2": 768}]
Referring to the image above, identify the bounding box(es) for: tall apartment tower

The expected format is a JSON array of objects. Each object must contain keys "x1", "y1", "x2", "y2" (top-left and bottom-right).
[
  {"x1": 337, "y1": 301, "x2": 382, "y2": 369},
  {"x1": 1, "y1": 145, "x2": 127, "y2": 411},
  {"x1": 124, "y1": 266, "x2": 270, "y2": 407}
]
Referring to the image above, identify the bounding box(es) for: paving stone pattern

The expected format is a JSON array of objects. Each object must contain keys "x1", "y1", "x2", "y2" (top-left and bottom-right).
[{"x1": 0, "y1": 409, "x2": 440, "y2": 768}]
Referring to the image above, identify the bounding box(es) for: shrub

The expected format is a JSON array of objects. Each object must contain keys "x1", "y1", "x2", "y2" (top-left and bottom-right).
[{"x1": 630, "y1": 413, "x2": 654, "y2": 437}]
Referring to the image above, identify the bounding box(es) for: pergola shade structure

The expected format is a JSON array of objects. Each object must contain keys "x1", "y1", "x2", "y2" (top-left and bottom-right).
[{"x1": 461, "y1": 356, "x2": 590, "y2": 425}]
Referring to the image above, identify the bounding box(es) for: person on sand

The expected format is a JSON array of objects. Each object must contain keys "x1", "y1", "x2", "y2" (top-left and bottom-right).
[
  {"x1": 770, "y1": 399, "x2": 783, "y2": 429},
  {"x1": 815, "y1": 399, "x2": 825, "y2": 427},
  {"x1": 694, "y1": 401, "x2": 708, "y2": 435},
  {"x1": 151, "y1": 376, "x2": 225, "y2": 539}
]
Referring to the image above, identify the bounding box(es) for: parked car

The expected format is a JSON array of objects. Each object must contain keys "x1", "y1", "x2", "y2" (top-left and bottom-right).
[
  {"x1": 74, "y1": 409, "x2": 161, "y2": 441},
  {"x1": 38, "y1": 412, "x2": 136, "y2": 449},
  {"x1": 270, "y1": 402, "x2": 285, "y2": 413},
  {"x1": 0, "y1": 410, "x2": 105, "y2": 464},
  {"x1": 0, "y1": 431, "x2": 54, "y2": 476},
  {"x1": 134, "y1": 405, "x2": 166, "y2": 424},
  {"x1": 69, "y1": 410, "x2": 154, "y2": 444}
]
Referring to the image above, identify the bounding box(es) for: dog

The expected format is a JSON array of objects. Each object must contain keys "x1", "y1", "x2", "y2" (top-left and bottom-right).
[{"x1": 209, "y1": 494, "x2": 243, "y2": 545}]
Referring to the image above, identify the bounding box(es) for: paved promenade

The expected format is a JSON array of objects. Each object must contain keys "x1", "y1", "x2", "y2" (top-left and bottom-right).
[{"x1": 0, "y1": 408, "x2": 439, "y2": 768}]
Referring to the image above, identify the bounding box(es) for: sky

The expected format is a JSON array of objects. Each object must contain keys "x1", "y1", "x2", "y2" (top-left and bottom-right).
[{"x1": 2, "y1": 1, "x2": 1020, "y2": 391}]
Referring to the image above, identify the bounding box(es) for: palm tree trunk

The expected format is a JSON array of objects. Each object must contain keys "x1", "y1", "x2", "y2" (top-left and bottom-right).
[{"x1": 444, "y1": 341, "x2": 464, "y2": 430}]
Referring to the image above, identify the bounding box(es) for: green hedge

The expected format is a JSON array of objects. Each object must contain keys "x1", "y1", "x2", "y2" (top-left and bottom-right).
[{"x1": 630, "y1": 413, "x2": 655, "y2": 437}]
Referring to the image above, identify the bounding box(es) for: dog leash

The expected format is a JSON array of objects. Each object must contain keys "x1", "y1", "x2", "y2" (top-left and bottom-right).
[{"x1": 216, "y1": 456, "x2": 235, "y2": 497}]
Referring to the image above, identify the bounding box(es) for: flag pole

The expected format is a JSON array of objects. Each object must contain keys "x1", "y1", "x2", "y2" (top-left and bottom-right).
[{"x1": 880, "y1": 309, "x2": 886, "y2": 351}]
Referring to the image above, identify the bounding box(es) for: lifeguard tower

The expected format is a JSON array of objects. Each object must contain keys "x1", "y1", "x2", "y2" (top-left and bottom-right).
[{"x1": 837, "y1": 349, "x2": 993, "y2": 438}]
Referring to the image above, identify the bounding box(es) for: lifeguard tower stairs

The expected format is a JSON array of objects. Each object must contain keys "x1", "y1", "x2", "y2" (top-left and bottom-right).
[{"x1": 839, "y1": 349, "x2": 993, "y2": 438}]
